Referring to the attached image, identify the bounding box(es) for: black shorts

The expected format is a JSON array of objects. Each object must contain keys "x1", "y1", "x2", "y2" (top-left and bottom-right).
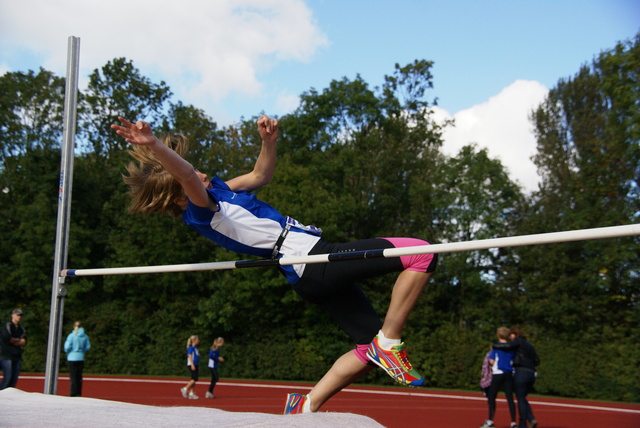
[
  {"x1": 294, "y1": 238, "x2": 406, "y2": 345},
  {"x1": 189, "y1": 367, "x2": 199, "y2": 381}
]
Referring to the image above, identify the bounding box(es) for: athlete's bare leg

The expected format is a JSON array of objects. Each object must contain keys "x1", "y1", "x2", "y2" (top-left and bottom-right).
[
  {"x1": 306, "y1": 351, "x2": 374, "y2": 412},
  {"x1": 382, "y1": 270, "x2": 432, "y2": 339}
]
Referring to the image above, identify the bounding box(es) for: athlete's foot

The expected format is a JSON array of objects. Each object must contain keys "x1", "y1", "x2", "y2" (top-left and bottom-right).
[
  {"x1": 366, "y1": 335, "x2": 425, "y2": 387},
  {"x1": 283, "y1": 393, "x2": 311, "y2": 414}
]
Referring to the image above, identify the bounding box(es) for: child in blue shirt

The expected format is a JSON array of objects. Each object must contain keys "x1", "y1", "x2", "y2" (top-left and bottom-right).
[{"x1": 181, "y1": 335, "x2": 200, "y2": 399}]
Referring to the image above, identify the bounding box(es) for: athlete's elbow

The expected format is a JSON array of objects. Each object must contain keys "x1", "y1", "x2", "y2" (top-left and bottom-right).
[{"x1": 252, "y1": 171, "x2": 274, "y2": 188}]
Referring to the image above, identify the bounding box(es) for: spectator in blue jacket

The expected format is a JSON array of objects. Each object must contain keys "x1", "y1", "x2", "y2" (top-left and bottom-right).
[
  {"x1": 481, "y1": 327, "x2": 517, "y2": 428},
  {"x1": 493, "y1": 327, "x2": 540, "y2": 428},
  {"x1": 64, "y1": 321, "x2": 91, "y2": 397}
]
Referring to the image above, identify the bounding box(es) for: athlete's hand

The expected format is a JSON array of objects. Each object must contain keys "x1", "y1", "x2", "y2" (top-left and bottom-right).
[
  {"x1": 257, "y1": 114, "x2": 279, "y2": 146},
  {"x1": 111, "y1": 116, "x2": 157, "y2": 146}
]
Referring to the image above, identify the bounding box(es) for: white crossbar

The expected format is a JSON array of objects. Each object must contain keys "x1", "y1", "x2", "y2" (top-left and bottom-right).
[{"x1": 61, "y1": 224, "x2": 640, "y2": 278}]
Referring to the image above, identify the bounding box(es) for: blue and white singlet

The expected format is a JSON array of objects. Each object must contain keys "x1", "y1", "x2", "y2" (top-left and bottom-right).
[{"x1": 182, "y1": 176, "x2": 321, "y2": 284}]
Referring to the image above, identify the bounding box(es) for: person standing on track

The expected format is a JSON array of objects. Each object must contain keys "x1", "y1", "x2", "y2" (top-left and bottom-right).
[
  {"x1": 493, "y1": 327, "x2": 540, "y2": 428},
  {"x1": 64, "y1": 321, "x2": 91, "y2": 397},
  {"x1": 0, "y1": 309, "x2": 27, "y2": 390},
  {"x1": 480, "y1": 327, "x2": 517, "y2": 428},
  {"x1": 112, "y1": 114, "x2": 437, "y2": 414},
  {"x1": 206, "y1": 337, "x2": 225, "y2": 398},
  {"x1": 181, "y1": 335, "x2": 200, "y2": 399}
]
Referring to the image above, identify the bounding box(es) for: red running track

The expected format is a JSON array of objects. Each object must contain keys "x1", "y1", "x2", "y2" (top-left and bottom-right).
[{"x1": 17, "y1": 374, "x2": 640, "y2": 428}]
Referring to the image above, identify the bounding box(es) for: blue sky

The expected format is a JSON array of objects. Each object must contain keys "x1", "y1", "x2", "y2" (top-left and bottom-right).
[
  {"x1": 1, "y1": 0, "x2": 638, "y2": 191},
  {"x1": 298, "y1": 1, "x2": 638, "y2": 113}
]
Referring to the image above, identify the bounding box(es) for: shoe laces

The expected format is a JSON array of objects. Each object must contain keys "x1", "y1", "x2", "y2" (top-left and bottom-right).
[{"x1": 391, "y1": 345, "x2": 414, "y2": 371}]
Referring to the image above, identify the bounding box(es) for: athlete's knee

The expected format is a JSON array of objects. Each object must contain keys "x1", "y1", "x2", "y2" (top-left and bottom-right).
[
  {"x1": 353, "y1": 344, "x2": 369, "y2": 364},
  {"x1": 353, "y1": 344, "x2": 376, "y2": 366}
]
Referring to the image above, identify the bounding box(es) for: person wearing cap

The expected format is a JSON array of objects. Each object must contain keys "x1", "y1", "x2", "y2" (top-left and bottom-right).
[{"x1": 0, "y1": 308, "x2": 27, "y2": 390}]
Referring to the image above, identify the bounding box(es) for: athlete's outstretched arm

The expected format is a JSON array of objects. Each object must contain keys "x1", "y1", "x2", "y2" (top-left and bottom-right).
[
  {"x1": 111, "y1": 117, "x2": 213, "y2": 209},
  {"x1": 225, "y1": 114, "x2": 279, "y2": 192}
]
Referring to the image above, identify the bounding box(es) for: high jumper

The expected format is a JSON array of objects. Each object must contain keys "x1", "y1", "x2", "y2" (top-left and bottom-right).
[{"x1": 111, "y1": 114, "x2": 437, "y2": 414}]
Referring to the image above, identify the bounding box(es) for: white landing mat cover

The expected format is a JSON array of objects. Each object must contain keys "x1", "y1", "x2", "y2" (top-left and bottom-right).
[{"x1": 0, "y1": 388, "x2": 385, "y2": 427}]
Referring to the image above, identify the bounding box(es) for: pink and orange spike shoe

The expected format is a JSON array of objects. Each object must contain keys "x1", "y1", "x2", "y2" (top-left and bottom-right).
[{"x1": 366, "y1": 335, "x2": 425, "y2": 387}]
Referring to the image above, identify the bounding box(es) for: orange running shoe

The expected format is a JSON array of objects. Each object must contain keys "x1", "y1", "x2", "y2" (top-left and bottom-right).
[{"x1": 366, "y1": 335, "x2": 425, "y2": 387}]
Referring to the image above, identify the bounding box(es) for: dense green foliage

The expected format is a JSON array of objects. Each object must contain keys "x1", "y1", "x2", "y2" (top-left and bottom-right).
[{"x1": 1, "y1": 36, "x2": 638, "y2": 402}]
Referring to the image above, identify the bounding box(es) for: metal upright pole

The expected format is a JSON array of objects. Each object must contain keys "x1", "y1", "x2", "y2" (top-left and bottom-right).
[{"x1": 44, "y1": 36, "x2": 80, "y2": 395}]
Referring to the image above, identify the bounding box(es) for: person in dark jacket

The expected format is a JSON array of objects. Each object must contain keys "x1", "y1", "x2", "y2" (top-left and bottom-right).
[
  {"x1": 493, "y1": 327, "x2": 540, "y2": 428},
  {"x1": 480, "y1": 327, "x2": 517, "y2": 428},
  {"x1": 0, "y1": 309, "x2": 27, "y2": 390}
]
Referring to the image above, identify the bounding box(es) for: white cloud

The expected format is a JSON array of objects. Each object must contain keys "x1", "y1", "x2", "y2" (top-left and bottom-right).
[
  {"x1": 275, "y1": 91, "x2": 300, "y2": 114},
  {"x1": 0, "y1": 0, "x2": 328, "y2": 104},
  {"x1": 432, "y1": 80, "x2": 549, "y2": 193}
]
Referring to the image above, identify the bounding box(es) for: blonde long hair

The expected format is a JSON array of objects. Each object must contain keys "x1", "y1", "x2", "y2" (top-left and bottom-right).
[
  {"x1": 123, "y1": 134, "x2": 190, "y2": 218},
  {"x1": 186, "y1": 335, "x2": 199, "y2": 348},
  {"x1": 211, "y1": 337, "x2": 224, "y2": 351}
]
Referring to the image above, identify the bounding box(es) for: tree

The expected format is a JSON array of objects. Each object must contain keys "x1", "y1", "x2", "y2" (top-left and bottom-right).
[
  {"x1": 2, "y1": 45, "x2": 638, "y2": 399},
  {"x1": 510, "y1": 34, "x2": 640, "y2": 400},
  {"x1": 0, "y1": 69, "x2": 68, "y2": 370},
  {"x1": 81, "y1": 57, "x2": 172, "y2": 154},
  {"x1": 0, "y1": 69, "x2": 65, "y2": 162},
  {"x1": 522, "y1": 34, "x2": 639, "y2": 335},
  {"x1": 426, "y1": 145, "x2": 523, "y2": 328}
]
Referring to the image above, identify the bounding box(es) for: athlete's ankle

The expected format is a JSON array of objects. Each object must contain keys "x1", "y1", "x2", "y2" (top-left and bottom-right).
[
  {"x1": 305, "y1": 394, "x2": 314, "y2": 412},
  {"x1": 377, "y1": 330, "x2": 401, "y2": 350}
]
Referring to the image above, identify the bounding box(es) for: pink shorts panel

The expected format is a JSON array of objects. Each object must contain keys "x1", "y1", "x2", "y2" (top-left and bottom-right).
[
  {"x1": 353, "y1": 344, "x2": 370, "y2": 364},
  {"x1": 380, "y1": 237, "x2": 434, "y2": 272}
]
